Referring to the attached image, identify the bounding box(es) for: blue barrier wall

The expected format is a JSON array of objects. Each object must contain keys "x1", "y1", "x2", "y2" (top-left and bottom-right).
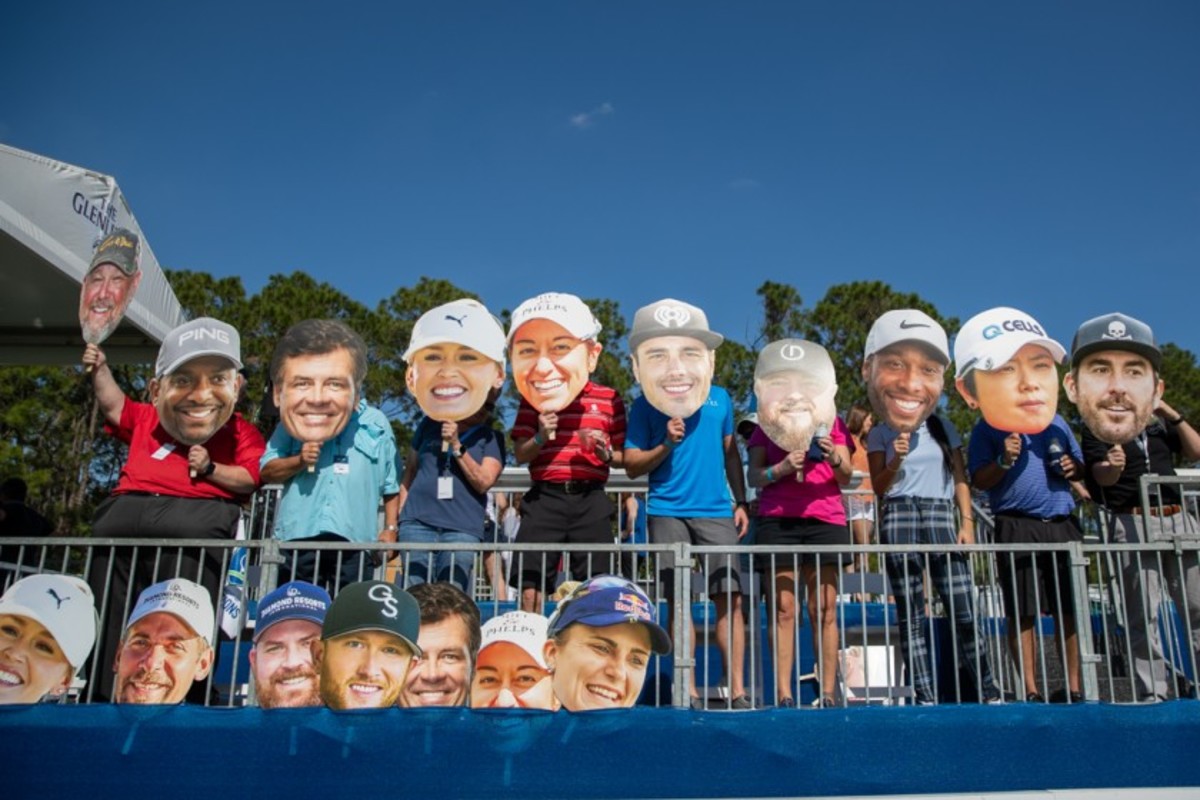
[{"x1": 4, "y1": 703, "x2": 1199, "y2": 798}]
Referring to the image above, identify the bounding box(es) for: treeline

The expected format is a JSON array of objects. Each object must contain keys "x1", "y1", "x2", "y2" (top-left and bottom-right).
[{"x1": 3, "y1": 272, "x2": 1198, "y2": 534}]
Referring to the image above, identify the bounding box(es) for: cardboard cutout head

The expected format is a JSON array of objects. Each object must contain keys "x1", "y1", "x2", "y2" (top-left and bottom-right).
[
  {"x1": 151, "y1": 318, "x2": 244, "y2": 446},
  {"x1": 270, "y1": 319, "x2": 367, "y2": 447},
  {"x1": 543, "y1": 576, "x2": 670, "y2": 712},
  {"x1": 954, "y1": 307, "x2": 1066, "y2": 435},
  {"x1": 1064, "y1": 312, "x2": 1164, "y2": 445},
  {"x1": 80, "y1": 228, "x2": 142, "y2": 345},
  {"x1": 114, "y1": 579, "x2": 215, "y2": 705},
  {"x1": 317, "y1": 581, "x2": 420, "y2": 710},
  {"x1": 629, "y1": 299, "x2": 722, "y2": 419},
  {"x1": 508, "y1": 292, "x2": 602, "y2": 412},
  {"x1": 0, "y1": 575, "x2": 97, "y2": 705},
  {"x1": 754, "y1": 339, "x2": 838, "y2": 453},
  {"x1": 404, "y1": 299, "x2": 506, "y2": 423},
  {"x1": 471, "y1": 611, "x2": 555, "y2": 710},
  {"x1": 862, "y1": 310, "x2": 950, "y2": 432},
  {"x1": 250, "y1": 581, "x2": 330, "y2": 709}
]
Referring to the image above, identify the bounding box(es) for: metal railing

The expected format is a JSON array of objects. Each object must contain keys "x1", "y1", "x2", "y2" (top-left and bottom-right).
[{"x1": 3, "y1": 475, "x2": 1196, "y2": 709}]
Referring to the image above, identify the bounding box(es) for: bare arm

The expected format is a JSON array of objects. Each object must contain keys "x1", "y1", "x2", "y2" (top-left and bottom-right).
[
  {"x1": 1158, "y1": 401, "x2": 1200, "y2": 462},
  {"x1": 82, "y1": 344, "x2": 125, "y2": 427},
  {"x1": 951, "y1": 450, "x2": 976, "y2": 545}
]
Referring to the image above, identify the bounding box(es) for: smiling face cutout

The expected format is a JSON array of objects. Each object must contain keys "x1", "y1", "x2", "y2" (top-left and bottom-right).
[{"x1": 632, "y1": 335, "x2": 715, "y2": 419}]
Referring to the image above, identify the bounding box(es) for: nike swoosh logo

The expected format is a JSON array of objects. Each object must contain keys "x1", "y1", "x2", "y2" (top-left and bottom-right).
[{"x1": 898, "y1": 320, "x2": 930, "y2": 329}]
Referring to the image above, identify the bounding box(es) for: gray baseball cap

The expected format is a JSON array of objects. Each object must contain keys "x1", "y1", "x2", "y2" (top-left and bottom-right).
[
  {"x1": 1070, "y1": 312, "x2": 1161, "y2": 371},
  {"x1": 155, "y1": 317, "x2": 243, "y2": 378},
  {"x1": 755, "y1": 339, "x2": 835, "y2": 383},
  {"x1": 629, "y1": 298, "x2": 723, "y2": 353},
  {"x1": 864, "y1": 309, "x2": 950, "y2": 365}
]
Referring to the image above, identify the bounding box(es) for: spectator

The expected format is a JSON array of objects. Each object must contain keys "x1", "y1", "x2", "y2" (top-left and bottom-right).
[
  {"x1": 862, "y1": 310, "x2": 1000, "y2": 705},
  {"x1": 544, "y1": 575, "x2": 671, "y2": 711},
  {"x1": 1066, "y1": 312, "x2": 1200, "y2": 701},
  {"x1": 261, "y1": 320, "x2": 400, "y2": 592},
  {"x1": 400, "y1": 582, "x2": 481, "y2": 707},
  {"x1": 470, "y1": 610, "x2": 555, "y2": 710},
  {"x1": 249, "y1": 580, "x2": 331, "y2": 708},
  {"x1": 745, "y1": 340, "x2": 851, "y2": 708},
  {"x1": 113, "y1": 579, "x2": 215, "y2": 705},
  {"x1": 508, "y1": 293, "x2": 625, "y2": 611},
  {"x1": 957, "y1": 307, "x2": 1084, "y2": 704},
  {"x1": 484, "y1": 492, "x2": 513, "y2": 601},
  {"x1": 0, "y1": 574, "x2": 97, "y2": 704},
  {"x1": 83, "y1": 317, "x2": 263, "y2": 701},
  {"x1": 399, "y1": 299, "x2": 507, "y2": 594},
  {"x1": 316, "y1": 580, "x2": 420, "y2": 710},
  {"x1": 0, "y1": 478, "x2": 54, "y2": 572},
  {"x1": 844, "y1": 405, "x2": 876, "y2": 574},
  {"x1": 623, "y1": 299, "x2": 750, "y2": 710}
]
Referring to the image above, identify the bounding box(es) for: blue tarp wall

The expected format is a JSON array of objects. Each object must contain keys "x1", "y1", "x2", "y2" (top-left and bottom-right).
[{"x1": 3, "y1": 702, "x2": 1199, "y2": 798}]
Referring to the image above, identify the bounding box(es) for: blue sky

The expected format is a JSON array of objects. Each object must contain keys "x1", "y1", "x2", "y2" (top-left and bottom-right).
[{"x1": 5, "y1": 1, "x2": 1199, "y2": 359}]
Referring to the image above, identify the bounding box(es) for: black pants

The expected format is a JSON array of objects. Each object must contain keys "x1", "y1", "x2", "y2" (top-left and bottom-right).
[
  {"x1": 278, "y1": 533, "x2": 373, "y2": 594},
  {"x1": 515, "y1": 484, "x2": 617, "y2": 593},
  {"x1": 86, "y1": 493, "x2": 240, "y2": 703}
]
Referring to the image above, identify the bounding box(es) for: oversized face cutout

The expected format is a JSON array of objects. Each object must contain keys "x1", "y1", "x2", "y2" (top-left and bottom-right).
[
  {"x1": 1064, "y1": 351, "x2": 1162, "y2": 445},
  {"x1": 250, "y1": 618, "x2": 322, "y2": 709},
  {"x1": 509, "y1": 319, "x2": 600, "y2": 412},
  {"x1": 632, "y1": 336, "x2": 714, "y2": 419},
  {"x1": 0, "y1": 614, "x2": 74, "y2": 705},
  {"x1": 470, "y1": 641, "x2": 555, "y2": 710},
  {"x1": 543, "y1": 623, "x2": 652, "y2": 712},
  {"x1": 316, "y1": 630, "x2": 414, "y2": 710},
  {"x1": 863, "y1": 344, "x2": 946, "y2": 433},
  {"x1": 151, "y1": 356, "x2": 242, "y2": 446},
  {"x1": 956, "y1": 343, "x2": 1059, "y2": 435},
  {"x1": 406, "y1": 343, "x2": 503, "y2": 423},
  {"x1": 80, "y1": 263, "x2": 142, "y2": 345},
  {"x1": 754, "y1": 370, "x2": 838, "y2": 453},
  {"x1": 114, "y1": 613, "x2": 213, "y2": 705},
  {"x1": 274, "y1": 349, "x2": 358, "y2": 446}
]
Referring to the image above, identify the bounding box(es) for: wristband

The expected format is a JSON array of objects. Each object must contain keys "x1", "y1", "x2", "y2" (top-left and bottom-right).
[
  {"x1": 533, "y1": 432, "x2": 545, "y2": 446},
  {"x1": 996, "y1": 454, "x2": 1012, "y2": 470},
  {"x1": 830, "y1": 457, "x2": 843, "y2": 469},
  {"x1": 766, "y1": 466, "x2": 775, "y2": 482},
  {"x1": 1169, "y1": 416, "x2": 1186, "y2": 427}
]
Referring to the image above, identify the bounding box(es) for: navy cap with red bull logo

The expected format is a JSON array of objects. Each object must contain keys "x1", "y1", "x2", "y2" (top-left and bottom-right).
[{"x1": 547, "y1": 575, "x2": 671, "y2": 655}]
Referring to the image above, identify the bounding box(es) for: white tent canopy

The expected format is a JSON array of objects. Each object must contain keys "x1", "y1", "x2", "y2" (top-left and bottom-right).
[{"x1": 0, "y1": 142, "x2": 183, "y2": 365}]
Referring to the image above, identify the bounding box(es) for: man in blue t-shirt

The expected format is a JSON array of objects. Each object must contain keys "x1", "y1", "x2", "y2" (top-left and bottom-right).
[{"x1": 623, "y1": 299, "x2": 750, "y2": 710}]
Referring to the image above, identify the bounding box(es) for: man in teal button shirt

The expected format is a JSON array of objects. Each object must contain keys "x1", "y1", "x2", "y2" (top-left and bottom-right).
[{"x1": 261, "y1": 319, "x2": 400, "y2": 591}]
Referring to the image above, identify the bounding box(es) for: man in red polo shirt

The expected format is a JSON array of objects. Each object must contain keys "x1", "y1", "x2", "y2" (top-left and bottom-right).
[
  {"x1": 82, "y1": 316, "x2": 264, "y2": 700},
  {"x1": 508, "y1": 292, "x2": 625, "y2": 612}
]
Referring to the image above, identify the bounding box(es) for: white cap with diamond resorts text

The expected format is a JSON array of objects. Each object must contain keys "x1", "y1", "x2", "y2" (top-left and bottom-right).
[{"x1": 124, "y1": 578, "x2": 215, "y2": 645}]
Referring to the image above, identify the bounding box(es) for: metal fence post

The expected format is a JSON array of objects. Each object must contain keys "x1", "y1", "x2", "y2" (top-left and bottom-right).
[
  {"x1": 1068, "y1": 540, "x2": 1100, "y2": 701},
  {"x1": 671, "y1": 540, "x2": 693, "y2": 709},
  {"x1": 258, "y1": 537, "x2": 283, "y2": 596}
]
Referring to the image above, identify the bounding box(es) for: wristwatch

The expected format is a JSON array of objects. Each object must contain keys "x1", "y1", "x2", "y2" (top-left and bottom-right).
[
  {"x1": 383, "y1": 524, "x2": 398, "y2": 532},
  {"x1": 451, "y1": 446, "x2": 464, "y2": 458},
  {"x1": 201, "y1": 461, "x2": 216, "y2": 478},
  {"x1": 1169, "y1": 416, "x2": 1186, "y2": 427}
]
